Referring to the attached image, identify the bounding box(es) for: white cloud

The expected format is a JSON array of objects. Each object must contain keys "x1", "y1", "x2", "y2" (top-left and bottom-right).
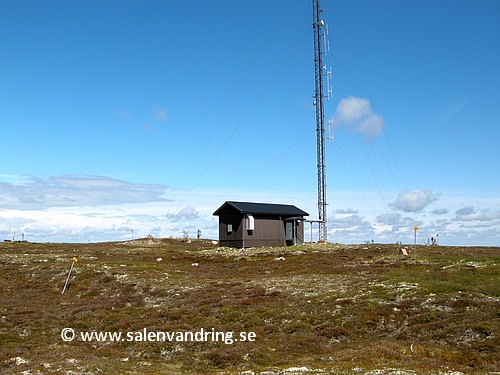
[
  {"x1": 455, "y1": 206, "x2": 474, "y2": 216},
  {"x1": 334, "y1": 96, "x2": 384, "y2": 141},
  {"x1": 376, "y1": 213, "x2": 419, "y2": 233},
  {"x1": 390, "y1": 190, "x2": 439, "y2": 212},
  {"x1": 335, "y1": 96, "x2": 370, "y2": 123},
  {"x1": 167, "y1": 206, "x2": 200, "y2": 220},
  {"x1": 328, "y1": 209, "x2": 376, "y2": 242},
  {"x1": 0, "y1": 175, "x2": 171, "y2": 210},
  {"x1": 330, "y1": 208, "x2": 369, "y2": 228},
  {"x1": 453, "y1": 206, "x2": 500, "y2": 227},
  {"x1": 431, "y1": 208, "x2": 449, "y2": 215},
  {"x1": 357, "y1": 114, "x2": 384, "y2": 140}
]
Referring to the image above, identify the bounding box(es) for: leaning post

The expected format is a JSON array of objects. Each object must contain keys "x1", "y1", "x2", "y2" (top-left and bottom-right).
[{"x1": 62, "y1": 256, "x2": 78, "y2": 294}]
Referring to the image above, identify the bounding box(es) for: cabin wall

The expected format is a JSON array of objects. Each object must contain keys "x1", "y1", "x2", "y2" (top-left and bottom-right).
[
  {"x1": 218, "y1": 213, "x2": 305, "y2": 248},
  {"x1": 242, "y1": 215, "x2": 286, "y2": 247},
  {"x1": 218, "y1": 213, "x2": 244, "y2": 248}
]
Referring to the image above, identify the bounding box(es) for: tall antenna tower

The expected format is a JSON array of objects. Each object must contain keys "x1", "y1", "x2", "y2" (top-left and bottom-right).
[{"x1": 312, "y1": 0, "x2": 328, "y2": 242}]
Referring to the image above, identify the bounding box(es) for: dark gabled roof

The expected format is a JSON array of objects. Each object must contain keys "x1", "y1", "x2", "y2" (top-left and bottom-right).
[{"x1": 213, "y1": 201, "x2": 308, "y2": 217}]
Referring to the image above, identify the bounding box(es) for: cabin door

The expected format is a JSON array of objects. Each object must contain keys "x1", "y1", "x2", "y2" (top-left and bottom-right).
[{"x1": 285, "y1": 222, "x2": 293, "y2": 241}]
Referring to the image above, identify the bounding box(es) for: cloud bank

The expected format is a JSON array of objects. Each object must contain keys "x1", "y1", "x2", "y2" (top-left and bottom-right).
[
  {"x1": 454, "y1": 206, "x2": 500, "y2": 228},
  {"x1": 0, "y1": 175, "x2": 198, "y2": 243},
  {"x1": 324, "y1": 189, "x2": 500, "y2": 246},
  {"x1": 1, "y1": 175, "x2": 499, "y2": 246},
  {"x1": 0, "y1": 175, "x2": 170, "y2": 210}
]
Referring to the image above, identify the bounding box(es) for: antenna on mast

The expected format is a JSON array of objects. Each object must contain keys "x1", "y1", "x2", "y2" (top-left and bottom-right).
[
  {"x1": 328, "y1": 117, "x2": 335, "y2": 145},
  {"x1": 312, "y1": 0, "x2": 329, "y2": 242},
  {"x1": 326, "y1": 66, "x2": 333, "y2": 100}
]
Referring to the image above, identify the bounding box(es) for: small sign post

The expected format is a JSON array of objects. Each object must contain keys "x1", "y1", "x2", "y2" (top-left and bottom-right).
[
  {"x1": 62, "y1": 257, "x2": 78, "y2": 294},
  {"x1": 413, "y1": 227, "x2": 419, "y2": 257}
]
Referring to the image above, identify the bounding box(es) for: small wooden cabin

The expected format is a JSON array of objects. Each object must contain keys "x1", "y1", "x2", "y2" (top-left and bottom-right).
[{"x1": 213, "y1": 201, "x2": 309, "y2": 248}]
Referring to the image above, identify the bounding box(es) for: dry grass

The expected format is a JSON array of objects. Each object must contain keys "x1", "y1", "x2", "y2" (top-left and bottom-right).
[{"x1": 1, "y1": 239, "x2": 499, "y2": 374}]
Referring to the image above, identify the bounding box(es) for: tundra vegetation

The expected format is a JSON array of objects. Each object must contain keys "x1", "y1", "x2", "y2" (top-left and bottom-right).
[{"x1": 1, "y1": 239, "x2": 499, "y2": 374}]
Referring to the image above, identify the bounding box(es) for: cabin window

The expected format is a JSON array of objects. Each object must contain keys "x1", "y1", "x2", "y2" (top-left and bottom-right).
[{"x1": 227, "y1": 224, "x2": 233, "y2": 233}]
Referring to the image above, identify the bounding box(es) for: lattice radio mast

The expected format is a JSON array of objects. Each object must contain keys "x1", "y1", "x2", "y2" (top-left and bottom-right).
[{"x1": 312, "y1": 0, "x2": 329, "y2": 242}]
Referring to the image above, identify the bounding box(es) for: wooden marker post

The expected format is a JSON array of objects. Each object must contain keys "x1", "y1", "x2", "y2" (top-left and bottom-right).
[
  {"x1": 62, "y1": 257, "x2": 78, "y2": 294},
  {"x1": 413, "y1": 227, "x2": 419, "y2": 257}
]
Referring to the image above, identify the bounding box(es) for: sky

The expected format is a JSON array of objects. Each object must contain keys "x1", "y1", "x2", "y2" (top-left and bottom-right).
[{"x1": 1, "y1": 0, "x2": 499, "y2": 246}]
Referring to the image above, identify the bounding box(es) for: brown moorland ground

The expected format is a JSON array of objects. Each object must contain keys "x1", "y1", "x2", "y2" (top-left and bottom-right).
[{"x1": 0, "y1": 238, "x2": 499, "y2": 374}]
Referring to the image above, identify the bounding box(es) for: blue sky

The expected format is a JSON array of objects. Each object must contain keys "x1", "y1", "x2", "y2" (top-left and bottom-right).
[{"x1": 1, "y1": 0, "x2": 499, "y2": 246}]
